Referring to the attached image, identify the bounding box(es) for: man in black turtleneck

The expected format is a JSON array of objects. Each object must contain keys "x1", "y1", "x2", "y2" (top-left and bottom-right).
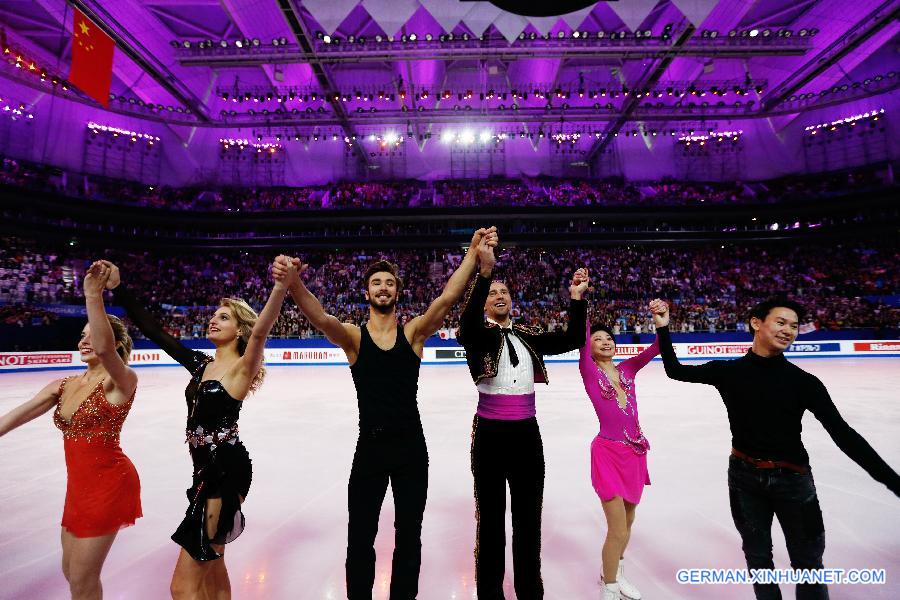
[{"x1": 649, "y1": 297, "x2": 899, "y2": 600}]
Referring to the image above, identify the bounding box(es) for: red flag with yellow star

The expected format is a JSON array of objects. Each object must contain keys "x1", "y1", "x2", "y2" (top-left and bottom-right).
[{"x1": 69, "y1": 9, "x2": 114, "y2": 107}]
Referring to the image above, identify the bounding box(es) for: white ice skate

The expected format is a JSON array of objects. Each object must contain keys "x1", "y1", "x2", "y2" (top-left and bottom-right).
[
  {"x1": 616, "y1": 562, "x2": 642, "y2": 600},
  {"x1": 602, "y1": 581, "x2": 623, "y2": 600}
]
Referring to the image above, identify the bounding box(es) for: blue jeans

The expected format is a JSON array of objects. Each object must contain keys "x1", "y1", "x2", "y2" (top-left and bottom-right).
[{"x1": 728, "y1": 456, "x2": 828, "y2": 600}]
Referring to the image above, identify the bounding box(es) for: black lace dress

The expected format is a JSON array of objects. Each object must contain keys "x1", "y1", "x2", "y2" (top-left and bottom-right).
[{"x1": 113, "y1": 285, "x2": 252, "y2": 561}]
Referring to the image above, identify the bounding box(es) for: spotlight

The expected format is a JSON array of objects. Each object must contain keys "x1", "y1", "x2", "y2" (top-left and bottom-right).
[
  {"x1": 425, "y1": 33, "x2": 433, "y2": 41},
  {"x1": 409, "y1": 33, "x2": 417, "y2": 41},
  {"x1": 252, "y1": 38, "x2": 260, "y2": 46},
  {"x1": 182, "y1": 40, "x2": 191, "y2": 48},
  {"x1": 762, "y1": 29, "x2": 771, "y2": 37},
  {"x1": 235, "y1": 40, "x2": 243, "y2": 48},
  {"x1": 461, "y1": 130, "x2": 475, "y2": 144},
  {"x1": 479, "y1": 130, "x2": 491, "y2": 143},
  {"x1": 323, "y1": 35, "x2": 332, "y2": 44},
  {"x1": 749, "y1": 29, "x2": 759, "y2": 37},
  {"x1": 441, "y1": 130, "x2": 454, "y2": 143}
]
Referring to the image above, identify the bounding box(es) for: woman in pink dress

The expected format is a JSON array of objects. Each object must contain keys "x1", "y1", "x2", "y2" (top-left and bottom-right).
[{"x1": 579, "y1": 309, "x2": 660, "y2": 600}]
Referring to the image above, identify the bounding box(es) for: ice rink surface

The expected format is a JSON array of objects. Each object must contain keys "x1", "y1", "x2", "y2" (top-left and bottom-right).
[{"x1": 1, "y1": 358, "x2": 898, "y2": 599}]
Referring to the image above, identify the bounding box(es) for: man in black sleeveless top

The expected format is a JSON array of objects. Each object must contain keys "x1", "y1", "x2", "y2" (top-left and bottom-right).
[
  {"x1": 650, "y1": 297, "x2": 899, "y2": 600},
  {"x1": 273, "y1": 227, "x2": 497, "y2": 600}
]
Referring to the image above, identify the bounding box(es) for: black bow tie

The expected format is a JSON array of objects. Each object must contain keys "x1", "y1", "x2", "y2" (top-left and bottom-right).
[{"x1": 500, "y1": 328, "x2": 520, "y2": 367}]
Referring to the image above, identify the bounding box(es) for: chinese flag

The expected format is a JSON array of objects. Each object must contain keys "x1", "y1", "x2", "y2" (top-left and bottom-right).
[{"x1": 69, "y1": 9, "x2": 114, "y2": 107}]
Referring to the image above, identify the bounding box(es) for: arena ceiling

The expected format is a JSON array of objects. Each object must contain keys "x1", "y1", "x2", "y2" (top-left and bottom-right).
[{"x1": 0, "y1": 0, "x2": 896, "y2": 172}]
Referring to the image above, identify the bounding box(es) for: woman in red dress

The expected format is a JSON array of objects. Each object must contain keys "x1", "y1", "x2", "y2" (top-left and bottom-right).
[{"x1": 0, "y1": 261, "x2": 141, "y2": 600}]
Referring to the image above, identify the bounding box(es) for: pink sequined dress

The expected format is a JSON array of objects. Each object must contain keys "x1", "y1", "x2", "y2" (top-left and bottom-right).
[
  {"x1": 579, "y1": 321, "x2": 659, "y2": 504},
  {"x1": 53, "y1": 377, "x2": 142, "y2": 537}
]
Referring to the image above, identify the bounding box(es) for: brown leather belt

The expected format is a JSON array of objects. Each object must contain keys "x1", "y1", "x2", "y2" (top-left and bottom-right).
[{"x1": 731, "y1": 448, "x2": 809, "y2": 474}]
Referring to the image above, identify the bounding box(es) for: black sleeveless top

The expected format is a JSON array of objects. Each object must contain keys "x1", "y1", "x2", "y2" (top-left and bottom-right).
[
  {"x1": 350, "y1": 323, "x2": 422, "y2": 431},
  {"x1": 184, "y1": 352, "x2": 242, "y2": 433}
]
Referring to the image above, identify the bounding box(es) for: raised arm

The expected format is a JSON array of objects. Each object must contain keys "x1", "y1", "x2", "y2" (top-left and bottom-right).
[
  {"x1": 409, "y1": 227, "x2": 497, "y2": 344},
  {"x1": 457, "y1": 234, "x2": 497, "y2": 348},
  {"x1": 531, "y1": 268, "x2": 589, "y2": 355},
  {"x1": 0, "y1": 379, "x2": 61, "y2": 437},
  {"x1": 619, "y1": 337, "x2": 660, "y2": 376},
  {"x1": 84, "y1": 262, "x2": 137, "y2": 400},
  {"x1": 273, "y1": 255, "x2": 358, "y2": 356},
  {"x1": 102, "y1": 260, "x2": 197, "y2": 370},
  {"x1": 578, "y1": 317, "x2": 595, "y2": 383},
  {"x1": 236, "y1": 270, "x2": 290, "y2": 385},
  {"x1": 807, "y1": 379, "x2": 900, "y2": 496},
  {"x1": 651, "y1": 299, "x2": 722, "y2": 385}
]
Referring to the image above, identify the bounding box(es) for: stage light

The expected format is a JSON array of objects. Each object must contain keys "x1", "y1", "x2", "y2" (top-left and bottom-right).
[
  {"x1": 409, "y1": 33, "x2": 417, "y2": 41},
  {"x1": 252, "y1": 38, "x2": 260, "y2": 46},
  {"x1": 762, "y1": 29, "x2": 771, "y2": 37},
  {"x1": 323, "y1": 35, "x2": 332, "y2": 44},
  {"x1": 461, "y1": 130, "x2": 475, "y2": 145},
  {"x1": 441, "y1": 130, "x2": 454, "y2": 143},
  {"x1": 182, "y1": 41, "x2": 191, "y2": 48},
  {"x1": 749, "y1": 29, "x2": 759, "y2": 37},
  {"x1": 385, "y1": 132, "x2": 398, "y2": 144},
  {"x1": 426, "y1": 33, "x2": 433, "y2": 41},
  {"x1": 235, "y1": 40, "x2": 243, "y2": 48},
  {"x1": 479, "y1": 130, "x2": 491, "y2": 143}
]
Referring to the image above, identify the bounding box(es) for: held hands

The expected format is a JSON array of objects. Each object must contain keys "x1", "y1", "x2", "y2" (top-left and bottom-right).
[
  {"x1": 569, "y1": 268, "x2": 590, "y2": 299},
  {"x1": 649, "y1": 298, "x2": 670, "y2": 327},
  {"x1": 84, "y1": 261, "x2": 111, "y2": 298},
  {"x1": 271, "y1": 255, "x2": 305, "y2": 290},
  {"x1": 469, "y1": 226, "x2": 498, "y2": 250},
  {"x1": 97, "y1": 260, "x2": 121, "y2": 290},
  {"x1": 474, "y1": 227, "x2": 499, "y2": 277}
]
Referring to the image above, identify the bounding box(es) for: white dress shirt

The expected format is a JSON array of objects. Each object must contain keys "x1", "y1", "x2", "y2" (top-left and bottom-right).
[{"x1": 477, "y1": 319, "x2": 535, "y2": 395}]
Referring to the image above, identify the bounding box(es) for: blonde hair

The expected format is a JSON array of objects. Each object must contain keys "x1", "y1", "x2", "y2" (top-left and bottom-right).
[
  {"x1": 219, "y1": 297, "x2": 266, "y2": 392},
  {"x1": 108, "y1": 316, "x2": 133, "y2": 364}
]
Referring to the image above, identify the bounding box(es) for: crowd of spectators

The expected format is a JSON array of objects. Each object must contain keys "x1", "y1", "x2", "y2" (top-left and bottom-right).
[
  {"x1": 2, "y1": 237, "x2": 897, "y2": 344},
  {"x1": 2, "y1": 157, "x2": 893, "y2": 213}
]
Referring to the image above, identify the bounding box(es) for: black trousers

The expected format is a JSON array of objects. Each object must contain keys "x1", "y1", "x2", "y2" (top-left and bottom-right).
[
  {"x1": 471, "y1": 415, "x2": 545, "y2": 600},
  {"x1": 728, "y1": 456, "x2": 828, "y2": 600},
  {"x1": 346, "y1": 428, "x2": 428, "y2": 600}
]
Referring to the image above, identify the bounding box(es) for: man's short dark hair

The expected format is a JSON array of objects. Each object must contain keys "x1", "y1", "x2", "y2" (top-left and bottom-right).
[
  {"x1": 364, "y1": 260, "x2": 403, "y2": 293},
  {"x1": 590, "y1": 323, "x2": 616, "y2": 341},
  {"x1": 747, "y1": 297, "x2": 807, "y2": 331}
]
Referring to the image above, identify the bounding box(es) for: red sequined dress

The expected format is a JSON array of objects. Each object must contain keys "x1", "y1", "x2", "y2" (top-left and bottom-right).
[{"x1": 53, "y1": 377, "x2": 142, "y2": 537}]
